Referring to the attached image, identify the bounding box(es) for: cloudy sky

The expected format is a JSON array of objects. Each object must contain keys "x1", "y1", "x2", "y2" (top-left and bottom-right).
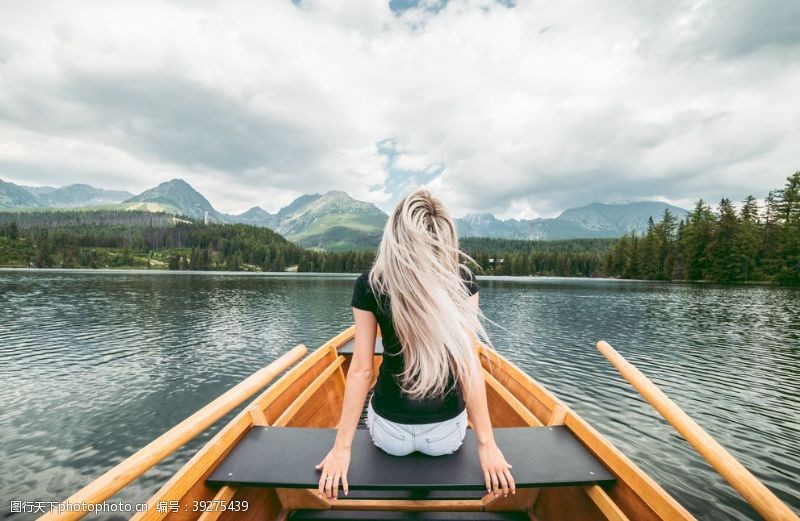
[{"x1": 0, "y1": 0, "x2": 798, "y2": 218}]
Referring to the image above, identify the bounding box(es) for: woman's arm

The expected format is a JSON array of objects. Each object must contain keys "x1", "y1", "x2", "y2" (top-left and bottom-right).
[
  {"x1": 463, "y1": 292, "x2": 516, "y2": 498},
  {"x1": 315, "y1": 308, "x2": 377, "y2": 501}
]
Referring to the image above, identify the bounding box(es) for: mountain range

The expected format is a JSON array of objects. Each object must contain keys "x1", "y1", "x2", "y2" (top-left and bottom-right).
[
  {"x1": 455, "y1": 200, "x2": 688, "y2": 240},
  {"x1": 1, "y1": 179, "x2": 134, "y2": 209},
  {"x1": 0, "y1": 177, "x2": 688, "y2": 251}
]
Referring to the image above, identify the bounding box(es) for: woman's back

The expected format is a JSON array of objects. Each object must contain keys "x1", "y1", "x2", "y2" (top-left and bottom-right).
[{"x1": 351, "y1": 265, "x2": 480, "y2": 424}]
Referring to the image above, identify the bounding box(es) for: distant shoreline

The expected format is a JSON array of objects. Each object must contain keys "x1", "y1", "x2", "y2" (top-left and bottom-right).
[{"x1": 0, "y1": 266, "x2": 784, "y2": 287}]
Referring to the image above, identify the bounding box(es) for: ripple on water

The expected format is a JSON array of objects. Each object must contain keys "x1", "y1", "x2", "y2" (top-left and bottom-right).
[{"x1": 0, "y1": 272, "x2": 798, "y2": 520}]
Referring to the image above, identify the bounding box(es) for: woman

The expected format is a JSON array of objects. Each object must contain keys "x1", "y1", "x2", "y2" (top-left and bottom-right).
[{"x1": 314, "y1": 188, "x2": 515, "y2": 502}]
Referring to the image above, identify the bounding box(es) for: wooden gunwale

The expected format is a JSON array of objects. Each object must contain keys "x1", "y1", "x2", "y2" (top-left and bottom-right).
[{"x1": 273, "y1": 355, "x2": 345, "y2": 427}]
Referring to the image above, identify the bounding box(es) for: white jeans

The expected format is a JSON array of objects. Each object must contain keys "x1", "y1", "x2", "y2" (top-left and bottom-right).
[{"x1": 366, "y1": 401, "x2": 468, "y2": 457}]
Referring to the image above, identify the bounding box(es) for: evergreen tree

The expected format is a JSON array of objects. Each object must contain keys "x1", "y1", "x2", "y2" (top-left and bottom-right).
[
  {"x1": 659, "y1": 209, "x2": 678, "y2": 280},
  {"x1": 637, "y1": 218, "x2": 658, "y2": 279},
  {"x1": 607, "y1": 234, "x2": 629, "y2": 277},
  {"x1": 671, "y1": 220, "x2": 686, "y2": 280},
  {"x1": 681, "y1": 200, "x2": 715, "y2": 280},
  {"x1": 708, "y1": 198, "x2": 740, "y2": 282},
  {"x1": 623, "y1": 232, "x2": 640, "y2": 279},
  {"x1": 774, "y1": 172, "x2": 800, "y2": 284},
  {"x1": 737, "y1": 195, "x2": 761, "y2": 281},
  {"x1": 32, "y1": 228, "x2": 53, "y2": 268},
  {"x1": 760, "y1": 190, "x2": 782, "y2": 276},
  {"x1": 226, "y1": 252, "x2": 242, "y2": 271}
]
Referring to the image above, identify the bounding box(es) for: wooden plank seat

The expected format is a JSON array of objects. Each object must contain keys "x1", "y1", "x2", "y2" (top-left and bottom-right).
[
  {"x1": 206, "y1": 426, "x2": 615, "y2": 490},
  {"x1": 288, "y1": 509, "x2": 532, "y2": 520}
]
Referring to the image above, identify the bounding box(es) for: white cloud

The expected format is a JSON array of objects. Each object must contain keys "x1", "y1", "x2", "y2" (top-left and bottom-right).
[{"x1": 0, "y1": 0, "x2": 797, "y2": 216}]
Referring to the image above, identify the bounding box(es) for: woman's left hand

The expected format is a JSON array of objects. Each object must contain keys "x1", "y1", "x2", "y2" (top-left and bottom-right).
[
  {"x1": 477, "y1": 441, "x2": 515, "y2": 497},
  {"x1": 315, "y1": 445, "x2": 351, "y2": 500}
]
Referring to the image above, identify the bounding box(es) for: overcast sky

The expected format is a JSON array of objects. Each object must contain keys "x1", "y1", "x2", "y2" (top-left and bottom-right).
[{"x1": 0, "y1": 0, "x2": 798, "y2": 218}]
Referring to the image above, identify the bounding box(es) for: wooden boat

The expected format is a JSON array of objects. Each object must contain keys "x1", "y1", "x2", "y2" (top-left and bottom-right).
[{"x1": 42, "y1": 326, "x2": 797, "y2": 521}]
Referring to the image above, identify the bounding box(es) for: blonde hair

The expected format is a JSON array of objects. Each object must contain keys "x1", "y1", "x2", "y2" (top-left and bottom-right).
[{"x1": 369, "y1": 188, "x2": 493, "y2": 401}]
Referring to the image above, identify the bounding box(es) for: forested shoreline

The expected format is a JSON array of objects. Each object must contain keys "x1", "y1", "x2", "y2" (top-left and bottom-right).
[
  {"x1": 0, "y1": 214, "x2": 614, "y2": 277},
  {"x1": 604, "y1": 172, "x2": 799, "y2": 285},
  {"x1": 1, "y1": 173, "x2": 798, "y2": 285}
]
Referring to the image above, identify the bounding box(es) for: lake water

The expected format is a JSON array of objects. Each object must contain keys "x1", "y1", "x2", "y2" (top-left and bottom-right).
[{"x1": 0, "y1": 270, "x2": 798, "y2": 520}]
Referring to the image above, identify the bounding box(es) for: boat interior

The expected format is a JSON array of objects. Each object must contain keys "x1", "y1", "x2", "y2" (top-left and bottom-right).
[{"x1": 126, "y1": 327, "x2": 696, "y2": 521}]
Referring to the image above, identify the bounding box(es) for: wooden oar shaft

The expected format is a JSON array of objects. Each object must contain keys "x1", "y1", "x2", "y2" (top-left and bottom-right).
[
  {"x1": 597, "y1": 341, "x2": 797, "y2": 521},
  {"x1": 40, "y1": 344, "x2": 308, "y2": 521}
]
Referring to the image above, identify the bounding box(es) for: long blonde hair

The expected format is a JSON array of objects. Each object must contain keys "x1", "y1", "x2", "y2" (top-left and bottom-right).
[{"x1": 369, "y1": 188, "x2": 493, "y2": 401}]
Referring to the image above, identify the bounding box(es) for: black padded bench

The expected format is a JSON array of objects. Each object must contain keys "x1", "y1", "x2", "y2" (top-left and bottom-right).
[
  {"x1": 207, "y1": 426, "x2": 614, "y2": 491},
  {"x1": 338, "y1": 337, "x2": 384, "y2": 355}
]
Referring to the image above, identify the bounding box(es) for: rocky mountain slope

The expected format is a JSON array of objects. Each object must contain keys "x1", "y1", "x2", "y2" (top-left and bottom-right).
[{"x1": 122, "y1": 179, "x2": 227, "y2": 222}]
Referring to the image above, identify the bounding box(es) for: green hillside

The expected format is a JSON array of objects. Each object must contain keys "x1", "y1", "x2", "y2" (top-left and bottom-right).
[
  {"x1": 0, "y1": 178, "x2": 47, "y2": 210},
  {"x1": 275, "y1": 191, "x2": 387, "y2": 251},
  {"x1": 288, "y1": 212, "x2": 386, "y2": 251}
]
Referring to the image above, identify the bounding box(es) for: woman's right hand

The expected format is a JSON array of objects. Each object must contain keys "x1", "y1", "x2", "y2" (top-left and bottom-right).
[
  {"x1": 315, "y1": 444, "x2": 352, "y2": 500},
  {"x1": 477, "y1": 441, "x2": 515, "y2": 497}
]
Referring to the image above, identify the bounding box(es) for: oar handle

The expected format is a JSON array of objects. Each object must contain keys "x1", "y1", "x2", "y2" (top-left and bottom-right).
[{"x1": 597, "y1": 340, "x2": 798, "y2": 521}]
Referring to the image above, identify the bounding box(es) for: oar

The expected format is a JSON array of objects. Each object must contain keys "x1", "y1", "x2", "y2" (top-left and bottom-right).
[{"x1": 597, "y1": 340, "x2": 798, "y2": 521}]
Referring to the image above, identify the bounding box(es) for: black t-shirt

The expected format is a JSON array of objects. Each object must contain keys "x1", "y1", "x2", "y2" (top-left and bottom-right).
[{"x1": 350, "y1": 266, "x2": 480, "y2": 424}]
